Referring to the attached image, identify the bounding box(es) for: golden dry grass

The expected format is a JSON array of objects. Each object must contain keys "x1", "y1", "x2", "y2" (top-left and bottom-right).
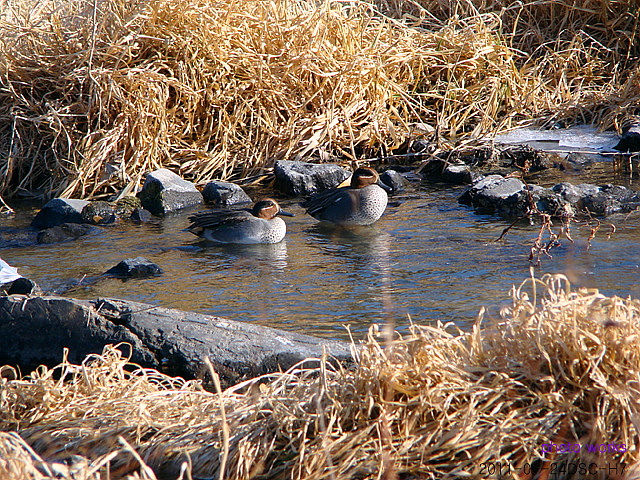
[
  {"x1": 1, "y1": 274, "x2": 639, "y2": 479},
  {"x1": 0, "y1": 0, "x2": 638, "y2": 200}
]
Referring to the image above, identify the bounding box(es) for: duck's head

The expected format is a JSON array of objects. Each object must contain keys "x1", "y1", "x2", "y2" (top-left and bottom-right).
[
  {"x1": 252, "y1": 198, "x2": 295, "y2": 219},
  {"x1": 350, "y1": 167, "x2": 392, "y2": 192}
]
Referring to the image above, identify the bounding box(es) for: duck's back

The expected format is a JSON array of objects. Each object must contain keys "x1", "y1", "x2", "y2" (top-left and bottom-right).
[
  {"x1": 189, "y1": 210, "x2": 286, "y2": 244},
  {"x1": 304, "y1": 184, "x2": 387, "y2": 225}
]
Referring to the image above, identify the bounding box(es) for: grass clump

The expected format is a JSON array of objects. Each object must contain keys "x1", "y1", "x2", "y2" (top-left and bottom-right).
[
  {"x1": 0, "y1": 274, "x2": 638, "y2": 479},
  {"x1": 1, "y1": 0, "x2": 637, "y2": 200}
]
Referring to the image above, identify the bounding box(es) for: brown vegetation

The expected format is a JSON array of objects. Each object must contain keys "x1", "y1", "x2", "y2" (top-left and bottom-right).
[
  {"x1": 0, "y1": 0, "x2": 638, "y2": 200},
  {"x1": 1, "y1": 275, "x2": 639, "y2": 479}
]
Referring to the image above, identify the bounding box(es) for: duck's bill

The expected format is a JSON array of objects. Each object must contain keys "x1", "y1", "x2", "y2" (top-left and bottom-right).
[{"x1": 278, "y1": 209, "x2": 295, "y2": 217}]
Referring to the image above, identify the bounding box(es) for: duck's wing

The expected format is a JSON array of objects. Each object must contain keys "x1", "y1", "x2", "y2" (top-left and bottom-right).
[
  {"x1": 302, "y1": 187, "x2": 351, "y2": 216},
  {"x1": 188, "y1": 209, "x2": 252, "y2": 230}
]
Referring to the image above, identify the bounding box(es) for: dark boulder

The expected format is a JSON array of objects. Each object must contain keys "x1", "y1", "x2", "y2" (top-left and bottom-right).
[
  {"x1": 0, "y1": 296, "x2": 156, "y2": 373},
  {"x1": 459, "y1": 175, "x2": 531, "y2": 217},
  {"x1": 614, "y1": 123, "x2": 640, "y2": 152},
  {"x1": 274, "y1": 160, "x2": 351, "y2": 197},
  {"x1": 0, "y1": 295, "x2": 353, "y2": 387},
  {"x1": 2, "y1": 277, "x2": 40, "y2": 295},
  {"x1": 202, "y1": 180, "x2": 252, "y2": 206},
  {"x1": 419, "y1": 158, "x2": 477, "y2": 185},
  {"x1": 552, "y1": 182, "x2": 640, "y2": 215},
  {"x1": 130, "y1": 207, "x2": 154, "y2": 223},
  {"x1": 81, "y1": 201, "x2": 116, "y2": 225},
  {"x1": 461, "y1": 175, "x2": 640, "y2": 219},
  {"x1": 31, "y1": 198, "x2": 89, "y2": 229},
  {"x1": 380, "y1": 169, "x2": 411, "y2": 193},
  {"x1": 138, "y1": 168, "x2": 203, "y2": 215},
  {"x1": 105, "y1": 257, "x2": 163, "y2": 278}
]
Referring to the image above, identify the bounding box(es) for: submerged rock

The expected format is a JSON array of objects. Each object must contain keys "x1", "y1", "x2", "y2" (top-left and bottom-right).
[
  {"x1": 36, "y1": 223, "x2": 93, "y2": 244},
  {"x1": 274, "y1": 160, "x2": 351, "y2": 197},
  {"x1": 105, "y1": 257, "x2": 163, "y2": 278},
  {"x1": 139, "y1": 168, "x2": 203, "y2": 215},
  {"x1": 31, "y1": 198, "x2": 89, "y2": 229},
  {"x1": 202, "y1": 180, "x2": 252, "y2": 206},
  {"x1": 129, "y1": 207, "x2": 154, "y2": 224}
]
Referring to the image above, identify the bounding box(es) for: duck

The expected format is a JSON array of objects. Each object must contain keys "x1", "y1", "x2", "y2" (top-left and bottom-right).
[
  {"x1": 302, "y1": 167, "x2": 391, "y2": 225},
  {"x1": 188, "y1": 198, "x2": 294, "y2": 244}
]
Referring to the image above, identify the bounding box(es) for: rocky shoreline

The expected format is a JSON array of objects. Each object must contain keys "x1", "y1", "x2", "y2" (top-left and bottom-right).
[{"x1": 0, "y1": 294, "x2": 352, "y2": 388}]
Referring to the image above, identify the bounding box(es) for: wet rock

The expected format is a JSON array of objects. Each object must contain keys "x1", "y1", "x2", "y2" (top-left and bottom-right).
[
  {"x1": 130, "y1": 207, "x2": 154, "y2": 224},
  {"x1": 380, "y1": 169, "x2": 411, "y2": 193},
  {"x1": 528, "y1": 185, "x2": 573, "y2": 217},
  {"x1": 202, "y1": 180, "x2": 252, "y2": 206},
  {"x1": 419, "y1": 158, "x2": 476, "y2": 185},
  {"x1": 81, "y1": 201, "x2": 116, "y2": 225},
  {"x1": 138, "y1": 168, "x2": 203, "y2": 215},
  {"x1": 105, "y1": 257, "x2": 163, "y2": 278},
  {"x1": 551, "y1": 183, "x2": 600, "y2": 204},
  {"x1": 37, "y1": 223, "x2": 93, "y2": 244},
  {"x1": 442, "y1": 164, "x2": 477, "y2": 184},
  {"x1": 460, "y1": 175, "x2": 528, "y2": 217},
  {"x1": 553, "y1": 183, "x2": 640, "y2": 215},
  {"x1": 0, "y1": 295, "x2": 353, "y2": 387},
  {"x1": 461, "y1": 176, "x2": 640, "y2": 219},
  {"x1": 614, "y1": 123, "x2": 640, "y2": 152},
  {"x1": 2, "y1": 277, "x2": 40, "y2": 295},
  {"x1": 31, "y1": 198, "x2": 89, "y2": 229},
  {"x1": 0, "y1": 296, "x2": 156, "y2": 373},
  {"x1": 502, "y1": 144, "x2": 551, "y2": 173},
  {"x1": 274, "y1": 160, "x2": 351, "y2": 197},
  {"x1": 459, "y1": 175, "x2": 532, "y2": 217},
  {"x1": 114, "y1": 196, "x2": 143, "y2": 219}
]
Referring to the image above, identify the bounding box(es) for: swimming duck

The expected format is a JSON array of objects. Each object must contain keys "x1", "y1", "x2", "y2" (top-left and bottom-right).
[
  {"x1": 188, "y1": 198, "x2": 294, "y2": 244},
  {"x1": 303, "y1": 167, "x2": 390, "y2": 225}
]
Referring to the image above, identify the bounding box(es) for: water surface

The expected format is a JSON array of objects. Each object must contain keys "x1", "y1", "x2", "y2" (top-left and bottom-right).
[{"x1": 2, "y1": 153, "x2": 640, "y2": 341}]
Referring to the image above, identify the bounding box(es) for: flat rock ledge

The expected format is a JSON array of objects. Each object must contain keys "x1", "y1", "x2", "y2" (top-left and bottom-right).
[{"x1": 0, "y1": 295, "x2": 353, "y2": 388}]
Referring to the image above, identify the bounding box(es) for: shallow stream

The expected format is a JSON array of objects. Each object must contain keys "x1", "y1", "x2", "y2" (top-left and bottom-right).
[{"x1": 2, "y1": 130, "x2": 640, "y2": 341}]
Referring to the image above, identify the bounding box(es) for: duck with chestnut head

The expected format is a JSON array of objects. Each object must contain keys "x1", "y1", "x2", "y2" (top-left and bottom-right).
[
  {"x1": 188, "y1": 198, "x2": 294, "y2": 244},
  {"x1": 302, "y1": 167, "x2": 390, "y2": 225}
]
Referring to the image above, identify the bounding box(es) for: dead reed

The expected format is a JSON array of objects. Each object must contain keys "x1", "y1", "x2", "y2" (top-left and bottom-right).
[
  {"x1": 1, "y1": 274, "x2": 638, "y2": 479},
  {"x1": 1, "y1": 0, "x2": 637, "y2": 200}
]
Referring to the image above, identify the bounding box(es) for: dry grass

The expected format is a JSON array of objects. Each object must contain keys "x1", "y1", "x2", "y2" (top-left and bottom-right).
[
  {"x1": 1, "y1": 0, "x2": 637, "y2": 200},
  {"x1": 1, "y1": 274, "x2": 639, "y2": 479}
]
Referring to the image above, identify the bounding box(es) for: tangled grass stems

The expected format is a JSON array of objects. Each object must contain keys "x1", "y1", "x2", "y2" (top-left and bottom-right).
[
  {"x1": 1, "y1": 0, "x2": 637, "y2": 200},
  {"x1": 1, "y1": 275, "x2": 639, "y2": 479}
]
